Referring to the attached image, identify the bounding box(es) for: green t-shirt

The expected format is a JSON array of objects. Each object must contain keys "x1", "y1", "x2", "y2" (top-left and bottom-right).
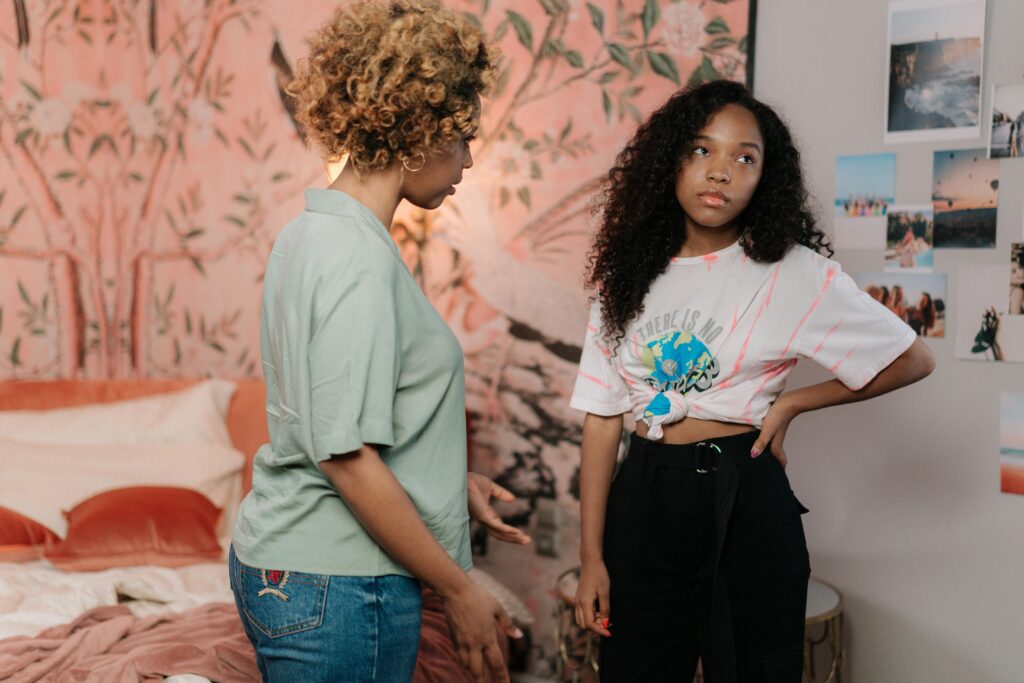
[{"x1": 232, "y1": 188, "x2": 472, "y2": 576}]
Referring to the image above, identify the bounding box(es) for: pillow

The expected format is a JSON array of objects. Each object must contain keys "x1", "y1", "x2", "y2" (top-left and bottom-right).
[
  {"x1": 0, "y1": 437, "x2": 243, "y2": 539},
  {"x1": 0, "y1": 379, "x2": 236, "y2": 448},
  {"x1": 46, "y1": 487, "x2": 223, "y2": 571},
  {"x1": 0, "y1": 506, "x2": 59, "y2": 562}
]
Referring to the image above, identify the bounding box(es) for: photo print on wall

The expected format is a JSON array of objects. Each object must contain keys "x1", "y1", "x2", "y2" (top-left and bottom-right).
[
  {"x1": 854, "y1": 272, "x2": 946, "y2": 338},
  {"x1": 1000, "y1": 392, "x2": 1024, "y2": 495},
  {"x1": 955, "y1": 265, "x2": 1024, "y2": 362},
  {"x1": 1011, "y1": 243, "x2": 1023, "y2": 316},
  {"x1": 990, "y1": 82, "x2": 1024, "y2": 159},
  {"x1": 885, "y1": 0, "x2": 986, "y2": 144},
  {"x1": 833, "y1": 153, "x2": 895, "y2": 249},
  {"x1": 885, "y1": 205, "x2": 935, "y2": 271},
  {"x1": 932, "y1": 148, "x2": 998, "y2": 248}
]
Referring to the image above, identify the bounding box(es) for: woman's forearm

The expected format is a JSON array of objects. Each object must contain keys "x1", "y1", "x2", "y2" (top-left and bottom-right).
[
  {"x1": 320, "y1": 446, "x2": 471, "y2": 598},
  {"x1": 579, "y1": 413, "x2": 624, "y2": 565},
  {"x1": 780, "y1": 337, "x2": 935, "y2": 418}
]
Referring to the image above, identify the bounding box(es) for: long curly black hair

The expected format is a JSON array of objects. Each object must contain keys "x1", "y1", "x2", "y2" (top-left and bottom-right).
[{"x1": 586, "y1": 79, "x2": 832, "y2": 348}]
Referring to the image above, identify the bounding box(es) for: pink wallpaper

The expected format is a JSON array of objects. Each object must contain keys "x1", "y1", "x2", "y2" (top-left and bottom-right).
[{"x1": 0, "y1": 0, "x2": 750, "y2": 673}]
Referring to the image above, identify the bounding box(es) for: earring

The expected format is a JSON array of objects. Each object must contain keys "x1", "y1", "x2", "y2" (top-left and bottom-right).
[{"x1": 401, "y1": 152, "x2": 426, "y2": 173}]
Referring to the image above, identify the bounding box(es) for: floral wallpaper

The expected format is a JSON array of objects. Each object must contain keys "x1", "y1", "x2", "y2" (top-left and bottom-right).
[{"x1": 0, "y1": 0, "x2": 751, "y2": 673}]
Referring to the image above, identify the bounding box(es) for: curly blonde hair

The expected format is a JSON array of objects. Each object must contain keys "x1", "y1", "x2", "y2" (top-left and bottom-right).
[{"x1": 287, "y1": 0, "x2": 496, "y2": 173}]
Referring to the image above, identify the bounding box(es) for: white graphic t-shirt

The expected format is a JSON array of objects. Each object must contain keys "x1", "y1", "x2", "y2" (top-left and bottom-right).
[{"x1": 570, "y1": 241, "x2": 916, "y2": 436}]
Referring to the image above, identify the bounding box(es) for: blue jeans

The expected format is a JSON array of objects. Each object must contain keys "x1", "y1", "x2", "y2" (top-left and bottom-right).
[{"x1": 229, "y1": 546, "x2": 423, "y2": 682}]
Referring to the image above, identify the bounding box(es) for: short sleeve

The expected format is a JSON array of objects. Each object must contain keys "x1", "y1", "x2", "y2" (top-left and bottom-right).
[
  {"x1": 794, "y1": 262, "x2": 917, "y2": 391},
  {"x1": 569, "y1": 299, "x2": 632, "y2": 415},
  {"x1": 308, "y1": 272, "x2": 399, "y2": 461}
]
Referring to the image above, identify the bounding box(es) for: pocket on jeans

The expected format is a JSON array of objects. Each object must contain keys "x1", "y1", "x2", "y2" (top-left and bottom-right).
[{"x1": 235, "y1": 559, "x2": 329, "y2": 638}]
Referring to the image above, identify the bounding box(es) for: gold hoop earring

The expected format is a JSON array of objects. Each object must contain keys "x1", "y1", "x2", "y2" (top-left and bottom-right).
[{"x1": 401, "y1": 152, "x2": 426, "y2": 173}]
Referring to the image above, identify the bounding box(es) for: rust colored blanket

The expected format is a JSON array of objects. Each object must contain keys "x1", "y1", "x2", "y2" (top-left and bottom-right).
[
  {"x1": 0, "y1": 590, "x2": 509, "y2": 682},
  {"x1": 0, "y1": 603, "x2": 258, "y2": 683}
]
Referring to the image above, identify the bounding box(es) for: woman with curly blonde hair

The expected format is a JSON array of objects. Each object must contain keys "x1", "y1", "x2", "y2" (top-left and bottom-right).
[{"x1": 229, "y1": 3, "x2": 528, "y2": 681}]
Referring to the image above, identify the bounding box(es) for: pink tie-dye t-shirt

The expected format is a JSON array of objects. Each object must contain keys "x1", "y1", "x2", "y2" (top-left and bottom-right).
[{"x1": 570, "y1": 241, "x2": 916, "y2": 436}]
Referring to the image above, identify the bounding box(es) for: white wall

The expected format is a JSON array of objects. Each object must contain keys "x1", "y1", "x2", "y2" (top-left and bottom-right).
[{"x1": 753, "y1": 1, "x2": 1024, "y2": 681}]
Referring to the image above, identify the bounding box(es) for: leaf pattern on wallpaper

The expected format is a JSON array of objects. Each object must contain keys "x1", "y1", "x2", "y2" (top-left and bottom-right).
[
  {"x1": 0, "y1": 0, "x2": 320, "y2": 379},
  {"x1": 0, "y1": 0, "x2": 750, "y2": 672}
]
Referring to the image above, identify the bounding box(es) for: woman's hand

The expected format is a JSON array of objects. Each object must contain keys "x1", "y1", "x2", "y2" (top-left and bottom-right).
[
  {"x1": 442, "y1": 581, "x2": 522, "y2": 683},
  {"x1": 467, "y1": 472, "x2": 532, "y2": 545},
  {"x1": 574, "y1": 560, "x2": 612, "y2": 638},
  {"x1": 750, "y1": 396, "x2": 797, "y2": 468}
]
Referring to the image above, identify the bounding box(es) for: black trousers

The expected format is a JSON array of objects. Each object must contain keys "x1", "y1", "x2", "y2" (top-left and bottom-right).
[{"x1": 599, "y1": 431, "x2": 811, "y2": 683}]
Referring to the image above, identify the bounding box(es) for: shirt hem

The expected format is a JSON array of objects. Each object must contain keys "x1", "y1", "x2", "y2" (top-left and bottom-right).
[
  {"x1": 313, "y1": 425, "x2": 396, "y2": 462},
  {"x1": 569, "y1": 396, "x2": 631, "y2": 416},
  {"x1": 843, "y1": 327, "x2": 917, "y2": 391}
]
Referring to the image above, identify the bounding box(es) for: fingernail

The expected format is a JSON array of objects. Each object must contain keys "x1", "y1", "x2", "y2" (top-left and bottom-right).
[
  {"x1": 750, "y1": 448, "x2": 760, "y2": 458},
  {"x1": 601, "y1": 618, "x2": 609, "y2": 628},
  {"x1": 511, "y1": 627, "x2": 524, "y2": 638}
]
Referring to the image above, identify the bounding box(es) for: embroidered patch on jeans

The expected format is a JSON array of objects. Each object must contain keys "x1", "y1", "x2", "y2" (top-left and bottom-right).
[{"x1": 258, "y1": 569, "x2": 291, "y2": 601}]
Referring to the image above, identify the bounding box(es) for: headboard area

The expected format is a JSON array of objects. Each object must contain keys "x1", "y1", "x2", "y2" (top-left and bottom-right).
[{"x1": 0, "y1": 380, "x2": 268, "y2": 493}]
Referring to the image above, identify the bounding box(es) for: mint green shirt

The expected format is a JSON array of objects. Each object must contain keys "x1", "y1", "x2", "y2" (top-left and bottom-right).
[{"x1": 232, "y1": 189, "x2": 472, "y2": 576}]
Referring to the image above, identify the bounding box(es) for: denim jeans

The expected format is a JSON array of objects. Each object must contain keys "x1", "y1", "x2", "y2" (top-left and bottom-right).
[{"x1": 229, "y1": 546, "x2": 423, "y2": 682}]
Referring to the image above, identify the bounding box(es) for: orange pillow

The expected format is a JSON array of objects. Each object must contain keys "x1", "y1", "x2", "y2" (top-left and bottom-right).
[
  {"x1": 0, "y1": 506, "x2": 58, "y2": 562},
  {"x1": 46, "y1": 487, "x2": 224, "y2": 571}
]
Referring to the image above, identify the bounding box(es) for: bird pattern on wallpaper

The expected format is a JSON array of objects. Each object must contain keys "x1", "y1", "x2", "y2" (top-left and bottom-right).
[
  {"x1": 0, "y1": 0, "x2": 751, "y2": 673},
  {"x1": 269, "y1": 34, "x2": 306, "y2": 145},
  {"x1": 12, "y1": 0, "x2": 27, "y2": 50}
]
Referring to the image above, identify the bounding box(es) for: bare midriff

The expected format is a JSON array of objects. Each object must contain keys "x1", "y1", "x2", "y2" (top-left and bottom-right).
[{"x1": 634, "y1": 416, "x2": 756, "y2": 444}]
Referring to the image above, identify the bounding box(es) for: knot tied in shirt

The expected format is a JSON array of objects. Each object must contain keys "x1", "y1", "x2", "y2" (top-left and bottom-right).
[
  {"x1": 623, "y1": 329, "x2": 718, "y2": 439},
  {"x1": 631, "y1": 386, "x2": 689, "y2": 440}
]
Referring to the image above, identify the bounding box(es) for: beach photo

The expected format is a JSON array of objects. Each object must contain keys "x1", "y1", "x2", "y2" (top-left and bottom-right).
[
  {"x1": 854, "y1": 272, "x2": 947, "y2": 337},
  {"x1": 990, "y1": 82, "x2": 1024, "y2": 159},
  {"x1": 932, "y1": 148, "x2": 998, "y2": 248},
  {"x1": 1000, "y1": 393, "x2": 1024, "y2": 495},
  {"x1": 833, "y1": 153, "x2": 896, "y2": 249},
  {"x1": 885, "y1": 205, "x2": 934, "y2": 271},
  {"x1": 885, "y1": 0, "x2": 986, "y2": 143},
  {"x1": 955, "y1": 265, "x2": 1024, "y2": 362},
  {"x1": 835, "y1": 153, "x2": 896, "y2": 217}
]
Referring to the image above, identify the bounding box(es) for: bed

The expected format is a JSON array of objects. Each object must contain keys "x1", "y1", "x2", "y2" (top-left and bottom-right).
[{"x1": 0, "y1": 379, "x2": 529, "y2": 682}]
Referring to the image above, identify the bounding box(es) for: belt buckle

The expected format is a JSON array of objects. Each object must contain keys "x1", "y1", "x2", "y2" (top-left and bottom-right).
[{"x1": 694, "y1": 442, "x2": 722, "y2": 474}]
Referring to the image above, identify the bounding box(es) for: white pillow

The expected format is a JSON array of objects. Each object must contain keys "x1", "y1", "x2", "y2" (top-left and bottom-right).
[
  {"x1": 0, "y1": 380, "x2": 236, "y2": 448},
  {"x1": 0, "y1": 437, "x2": 244, "y2": 539}
]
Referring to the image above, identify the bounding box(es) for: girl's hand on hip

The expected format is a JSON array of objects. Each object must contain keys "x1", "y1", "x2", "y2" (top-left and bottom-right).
[
  {"x1": 750, "y1": 397, "x2": 797, "y2": 468},
  {"x1": 574, "y1": 560, "x2": 612, "y2": 638}
]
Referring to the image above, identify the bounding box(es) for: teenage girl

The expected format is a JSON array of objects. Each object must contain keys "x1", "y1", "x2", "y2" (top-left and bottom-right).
[{"x1": 571, "y1": 80, "x2": 934, "y2": 682}]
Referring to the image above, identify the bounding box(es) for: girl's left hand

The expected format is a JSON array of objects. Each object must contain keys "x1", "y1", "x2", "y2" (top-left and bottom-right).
[
  {"x1": 467, "y1": 473, "x2": 532, "y2": 545},
  {"x1": 750, "y1": 398, "x2": 797, "y2": 468}
]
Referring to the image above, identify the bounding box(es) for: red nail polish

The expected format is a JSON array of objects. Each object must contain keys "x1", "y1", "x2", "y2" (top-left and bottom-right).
[{"x1": 750, "y1": 449, "x2": 760, "y2": 458}]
